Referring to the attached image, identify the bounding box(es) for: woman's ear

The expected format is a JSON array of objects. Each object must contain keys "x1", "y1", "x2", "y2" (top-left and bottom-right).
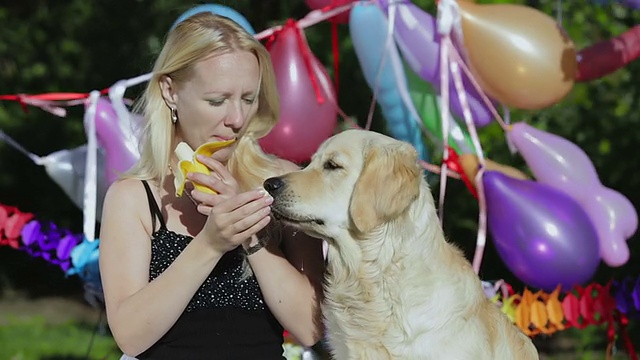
[{"x1": 159, "y1": 75, "x2": 178, "y2": 108}]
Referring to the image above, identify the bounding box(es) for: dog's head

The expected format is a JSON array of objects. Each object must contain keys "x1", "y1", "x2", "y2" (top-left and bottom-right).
[{"x1": 264, "y1": 129, "x2": 422, "y2": 240}]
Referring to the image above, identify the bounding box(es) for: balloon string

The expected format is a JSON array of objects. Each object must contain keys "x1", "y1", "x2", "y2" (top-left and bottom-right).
[
  {"x1": 365, "y1": 4, "x2": 395, "y2": 131},
  {"x1": 446, "y1": 34, "x2": 488, "y2": 273},
  {"x1": 472, "y1": 167, "x2": 488, "y2": 274},
  {"x1": 448, "y1": 46, "x2": 509, "y2": 131},
  {"x1": 385, "y1": 3, "x2": 444, "y2": 154},
  {"x1": 0, "y1": 129, "x2": 44, "y2": 165},
  {"x1": 254, "y1": 1, "x2": 362, "y2": 41},
  {"x1": 329, "y1": 3, "x2": 340, "y2": 95},
  {"x1": 291, "y1": 20, "x2": 325, "y2": 105},
  {"x1": 438, "y1": 35, "x2": 452, "y2": 225}
]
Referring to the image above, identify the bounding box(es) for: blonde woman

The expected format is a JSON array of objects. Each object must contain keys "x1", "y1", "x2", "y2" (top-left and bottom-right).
[{"x1": 99, "y1": 13, "x2": 325, "y2": 360}]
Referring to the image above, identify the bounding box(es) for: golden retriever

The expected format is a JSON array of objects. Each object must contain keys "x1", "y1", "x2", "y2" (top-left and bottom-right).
[{"x1": 263, "y1": 129, "x2": 539, "y2": 360}]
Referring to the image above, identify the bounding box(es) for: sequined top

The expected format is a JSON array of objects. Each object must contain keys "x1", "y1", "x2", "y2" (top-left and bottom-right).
[{"x1": 137, "y1": 181, "x2": 285, "y2": 360}]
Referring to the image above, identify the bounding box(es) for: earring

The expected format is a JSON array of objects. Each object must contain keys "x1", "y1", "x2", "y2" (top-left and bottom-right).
[{"x1": 170, "y1": 107, "x2": 178, "y2": 124}]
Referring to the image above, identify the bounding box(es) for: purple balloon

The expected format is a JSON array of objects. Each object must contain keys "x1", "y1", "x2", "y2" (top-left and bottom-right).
[
  {"x1": 508, "y1": 122, "x2": 600, "y2": 196},
  {"x1": 508, "y1": 122, "x2": 638, "y2": 267},
  {"x1": 483, "y1": 171, "x2": 600, "y2": 292},
  {"x1": 376, "y1": 0, "x2": 495, "y2": 127},
  {"x1": 85, "y1": 98, "x2": 140, "y2": 185}
]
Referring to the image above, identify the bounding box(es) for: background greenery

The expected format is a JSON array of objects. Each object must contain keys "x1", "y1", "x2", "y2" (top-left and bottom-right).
[{"x1": 0, "y1": 0, "x2": 638, "y2": 358}]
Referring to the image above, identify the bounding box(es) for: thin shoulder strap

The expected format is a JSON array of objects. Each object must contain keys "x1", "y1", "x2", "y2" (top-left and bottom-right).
[{"x1": 141, "y1": 180, "x2": 167, "y2": 232}]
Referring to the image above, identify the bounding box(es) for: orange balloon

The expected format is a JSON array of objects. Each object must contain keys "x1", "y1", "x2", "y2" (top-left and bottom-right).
[{"x1": 457, "y1": 1, "x2": 577, "y2": 110}]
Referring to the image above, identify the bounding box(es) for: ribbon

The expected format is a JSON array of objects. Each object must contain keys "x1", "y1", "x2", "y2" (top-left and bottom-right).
[
  {"x1": 82, "y1": 91, "x2": 100, "y2": 242},
  {"x1": 0, "y1": 89, "x2": 110, "y2": 117}
]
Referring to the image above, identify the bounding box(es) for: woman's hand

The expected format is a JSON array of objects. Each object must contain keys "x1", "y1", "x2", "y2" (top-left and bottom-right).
[
  {"x1": 187, "y1": 154, "x2": 272, "y2": 254},
  {"x1": 188, "y1": 154, "x2": 241, "y2": 215},
  {"x1": 199, "y1": 188, "x2": 273, "y2": 254}
]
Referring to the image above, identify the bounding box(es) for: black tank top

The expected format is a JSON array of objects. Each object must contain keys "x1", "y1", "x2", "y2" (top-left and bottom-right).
[{"x1": 137, "y1": 180, "x2": 285, "y2": 360}]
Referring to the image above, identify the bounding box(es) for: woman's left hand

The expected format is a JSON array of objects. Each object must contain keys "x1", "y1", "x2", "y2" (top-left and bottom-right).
[{"x1": 188, "y1": 154, "x2": 241, "y2": 216}]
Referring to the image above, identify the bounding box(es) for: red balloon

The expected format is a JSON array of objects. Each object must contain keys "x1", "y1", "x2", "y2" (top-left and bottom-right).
[
  {"x1": 260, "y1": 20, "x2": 338, "y2": 163},
  {"x1": 304, "y1": 0, "x2": 357, "y2": 24},
  {"x1": 575, "y1": 25, "x2": 640, "y2": 82}
]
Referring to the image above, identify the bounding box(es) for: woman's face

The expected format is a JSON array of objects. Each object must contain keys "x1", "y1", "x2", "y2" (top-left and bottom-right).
[{"x1": 161, "y1": 50, "x2": 261, "y2": 164}]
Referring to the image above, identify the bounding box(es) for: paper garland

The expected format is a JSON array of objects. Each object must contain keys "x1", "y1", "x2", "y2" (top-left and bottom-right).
[{"x1": 485, "y1": 281, "x2": 638, "y2": 359}]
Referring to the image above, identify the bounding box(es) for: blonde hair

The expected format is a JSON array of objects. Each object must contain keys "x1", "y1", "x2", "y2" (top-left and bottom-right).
[{"x1": 128, "y1": 12, "x2": 283, "y2": 190}]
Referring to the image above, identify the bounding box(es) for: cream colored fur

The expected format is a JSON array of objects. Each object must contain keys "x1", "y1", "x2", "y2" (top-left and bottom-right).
[{"x1": 268, "y1": 129, "x2": 539, "y2": 360}]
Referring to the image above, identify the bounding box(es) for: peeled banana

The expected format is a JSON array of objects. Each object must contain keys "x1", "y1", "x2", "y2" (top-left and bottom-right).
[{"x1": 172, "y1": 139, "x2": 236, "y2": 197}]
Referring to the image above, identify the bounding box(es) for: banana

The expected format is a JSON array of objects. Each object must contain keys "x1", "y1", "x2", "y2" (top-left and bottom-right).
[{"x1": 172, "y1": 139, "x2": 236, "y2": 197}]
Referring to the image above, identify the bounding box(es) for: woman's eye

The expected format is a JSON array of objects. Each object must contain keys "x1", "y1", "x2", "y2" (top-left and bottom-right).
[
  {"x1": 208, "y1": 99, "x2": 225, "y2": 107},
  {"x1": 242, "y1": 98, "x2": 256, "y2": 105},
  {"x1": 323, "y1": 160, "x2": 342, "y2": 170}
]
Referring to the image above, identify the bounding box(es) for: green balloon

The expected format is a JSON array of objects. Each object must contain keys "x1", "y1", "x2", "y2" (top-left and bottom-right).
[{"x1": 403, "y1": 60, "x2": 476, "y2": 155}]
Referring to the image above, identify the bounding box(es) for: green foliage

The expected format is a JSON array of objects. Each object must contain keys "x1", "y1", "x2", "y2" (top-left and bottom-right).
[{"x1": 0, "y1": 316, "x2": 119, "y2": 360}]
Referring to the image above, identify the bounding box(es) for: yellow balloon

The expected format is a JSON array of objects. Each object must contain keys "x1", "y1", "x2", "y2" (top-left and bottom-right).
[
  {"x1": 457, "y1": 0, "x2": 577, "y2": 110},
  {"x1": 459, "y1": 154, "x2": 529, "y2": 186}
]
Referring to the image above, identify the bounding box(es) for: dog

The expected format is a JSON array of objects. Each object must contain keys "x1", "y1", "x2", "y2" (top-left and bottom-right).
[{"x1": 263, "y1": 129, "x2": 539, "y2": 360}]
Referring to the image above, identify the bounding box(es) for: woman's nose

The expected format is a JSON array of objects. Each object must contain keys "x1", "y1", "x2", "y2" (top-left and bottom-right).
[{"x1": 224, "y1": 101, "x2": 245, "y2": 129}]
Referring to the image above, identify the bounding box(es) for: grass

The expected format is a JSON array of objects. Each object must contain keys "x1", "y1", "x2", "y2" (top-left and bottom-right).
[
  {"x1": 0, "y1": 308, "x2": 633, "y2": 360},
  {"x1": 0, "y1": 315, "x2": 120, "y2": 360}
]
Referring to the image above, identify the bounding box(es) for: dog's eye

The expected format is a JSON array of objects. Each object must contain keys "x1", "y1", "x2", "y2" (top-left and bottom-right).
[{"x1": 323, "y1": 160, "x2": 342, "y2": 170}]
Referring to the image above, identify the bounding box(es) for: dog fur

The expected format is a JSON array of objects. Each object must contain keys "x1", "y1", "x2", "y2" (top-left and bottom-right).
[{"x1": 264, "y1": 129, "x2": 539, "y2": 360}]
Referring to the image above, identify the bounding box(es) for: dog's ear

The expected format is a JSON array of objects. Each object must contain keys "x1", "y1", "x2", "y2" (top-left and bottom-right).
[{"x1": 349, "y1": 141, "x2": 422, "y2": 233}]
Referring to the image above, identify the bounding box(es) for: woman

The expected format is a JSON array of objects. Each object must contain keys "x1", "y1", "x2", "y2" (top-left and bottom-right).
[{"x1": 99, "y1": 12, "x2": 326, "y2": 359}]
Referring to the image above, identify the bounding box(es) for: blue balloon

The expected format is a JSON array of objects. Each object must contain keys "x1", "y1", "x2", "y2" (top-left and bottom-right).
[
  {"x1": 66, "y1": 237, "x2": 102, "y2": 294},
  {"x1": 349, "y1": 2, "x2": 429, "y2": 162},
  {"x1": 171, "y1": 4, "x2": 256, "y2": 35}
]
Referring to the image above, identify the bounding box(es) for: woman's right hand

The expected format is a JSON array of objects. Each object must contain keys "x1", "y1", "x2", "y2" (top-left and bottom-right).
[{"x1": 201, "y1": 189, "x2": 273, "y2": 254}]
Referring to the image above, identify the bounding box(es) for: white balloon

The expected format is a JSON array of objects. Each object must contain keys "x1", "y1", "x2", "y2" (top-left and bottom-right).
[{"x1": 43, "y1": 145, "x2": 108, "y2": 221}]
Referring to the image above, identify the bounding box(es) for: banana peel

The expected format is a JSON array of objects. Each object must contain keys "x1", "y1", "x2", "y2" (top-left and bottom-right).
[{"x1": 172, "y1": 139, "x2": 236, "y2": 197}]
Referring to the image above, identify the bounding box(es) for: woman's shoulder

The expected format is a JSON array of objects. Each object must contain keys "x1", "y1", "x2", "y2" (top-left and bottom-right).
[
  {"x1": 105, "y1": 177, "x2": 146, "y2": 199},
  {"x1": 101, "y1": 178, "x2": 157, "y2": 236},
  {"x1": 102, "y1": 178, "x2": 154, "y2": 213}
]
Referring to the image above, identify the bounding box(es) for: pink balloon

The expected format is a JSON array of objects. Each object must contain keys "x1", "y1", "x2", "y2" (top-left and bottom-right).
[
  {"x1": 305, "y1": 0, "x2": 357, "y2": 24},
  {"x1": 85, "y1": 98, "x2": 140, "y2": 184},
  {"x1": 260, "y1": 20, "x2": 338, "y2": 163},
  {"x1": 584, "y1": 187, "x2": 638, "y2": 267},
  {"x1": 507, "y1": 122, "x2": 638, "y2": 267}
]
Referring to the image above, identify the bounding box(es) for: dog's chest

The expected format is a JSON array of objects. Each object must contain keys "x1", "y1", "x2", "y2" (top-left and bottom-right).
[{"x1": 323, "y1": 267, "x2": 405, "y2": 340}]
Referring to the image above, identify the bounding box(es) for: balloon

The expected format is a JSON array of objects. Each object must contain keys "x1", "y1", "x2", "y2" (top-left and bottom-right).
[
  {"x1": 376, "y1": 0, "x2": 495, "y2": 127},
  {"x1": 457, "y1": 1, "x2": 577, "y2": 110},
  {"x1": 458, "y1": 154, "x2": 529, "y2": 185},
  {"x1": 42, "y1": 145, "x2": 108, "y2": 221},
  {"x1": 404, "y1": 59, "x2": 474, "y2": 155},
  {"x1": 171, "y1": 4, "x2": 255, "y2": 34},
  {"x1": 576, "y1": 25, "x2": 640, "y2": 82},
  {"x1": 87, "y1": 98, "x2": 140, "y2": 184},
  {"x1": 349, "y1": 2, "x2": 429, "y2": 162},
  {"x1": 67, "y1": 237, "x2": 103, "y2": 306},
  {"x1": 507, "y1": 122, "x2": 638, "y2": 267},
  {"x1": 483, "y1": 171, "x2": 600, "y2": 292},
  {"x1": 259, "y1": 20, "x2": 338, "y2": 163},
  {"x1": 305, "y1": 0, "x2": 358, "y2": 24}
]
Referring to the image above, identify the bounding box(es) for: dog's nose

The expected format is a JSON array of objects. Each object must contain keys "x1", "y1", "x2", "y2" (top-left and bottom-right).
[{"x1": 263, "y1": 177, "x2": 285, "y2": 196}]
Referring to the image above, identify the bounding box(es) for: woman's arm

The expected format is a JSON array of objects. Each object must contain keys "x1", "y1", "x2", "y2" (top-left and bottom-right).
[
  {"x1": 246, "y1": 227, "x2": 326, "y2": 347},
  {"x1": 245, "y1": 159, "x2": 326, "y2": 347},
  {"x1": 99, "y1": 179, "x2": 223, "y2": 356}
]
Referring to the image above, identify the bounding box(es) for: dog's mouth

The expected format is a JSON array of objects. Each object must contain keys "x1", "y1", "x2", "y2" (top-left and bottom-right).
[{"x1": 271, "y1": 208, "x2": 325, "y2": 226}]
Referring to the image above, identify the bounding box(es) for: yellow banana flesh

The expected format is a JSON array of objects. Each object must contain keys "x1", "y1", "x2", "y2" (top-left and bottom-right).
[{"x1": 173, "y1": 139, "x2": 236, "y2": 197}]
